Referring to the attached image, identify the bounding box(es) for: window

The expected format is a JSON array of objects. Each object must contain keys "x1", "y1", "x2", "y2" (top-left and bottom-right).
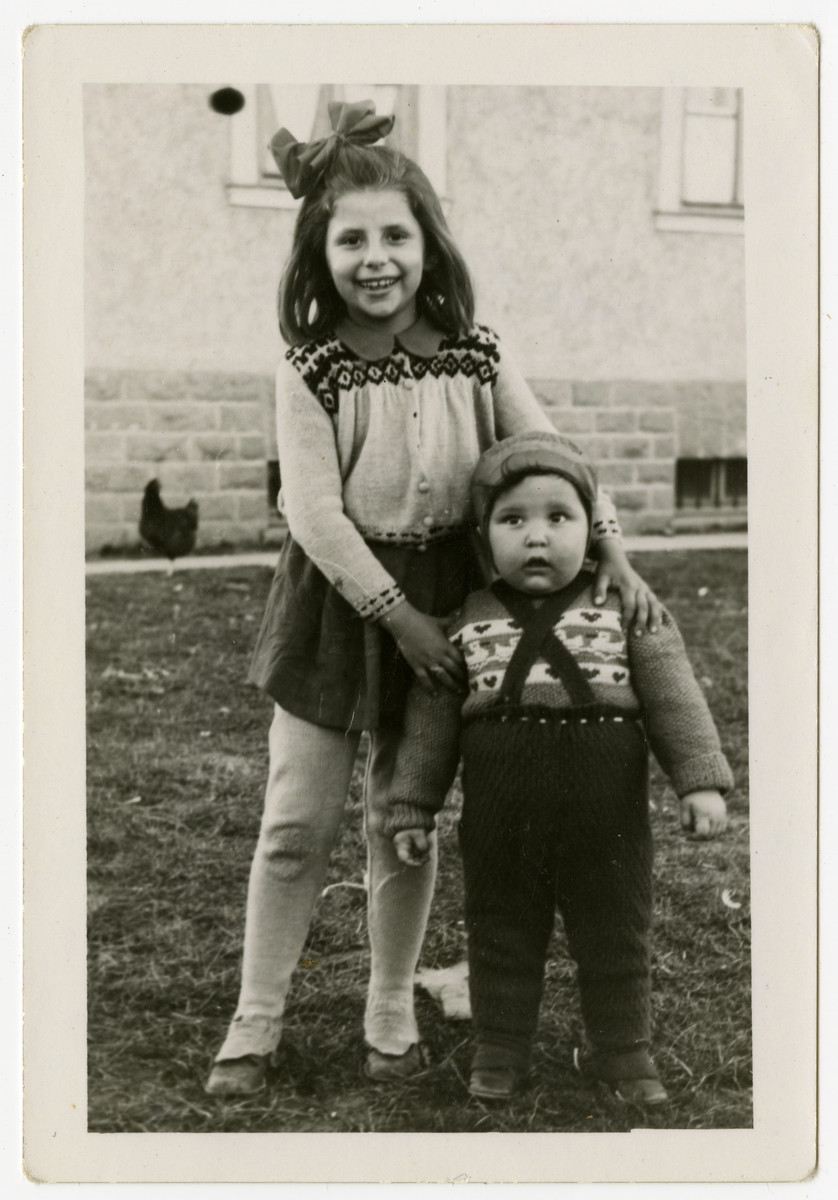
[
  {"x1": 656, "y1": 88, "x2": 744, "y2": 233},
  {"x1": 675, "y1": 457, "x2": 747, "y2": 510},
  {"x1": 226, "y1": 84, "x2": 447, "y2": 209}
]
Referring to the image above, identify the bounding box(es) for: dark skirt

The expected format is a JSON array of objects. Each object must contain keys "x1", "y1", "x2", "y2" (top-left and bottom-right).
[{"x1": 248, "y1": 531, "x2": 484, "y2": 732}]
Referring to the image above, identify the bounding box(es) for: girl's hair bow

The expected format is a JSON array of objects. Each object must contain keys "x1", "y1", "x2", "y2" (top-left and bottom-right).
[{"x1": 270, "y1": 99, "x2": 395, "y2": 199}]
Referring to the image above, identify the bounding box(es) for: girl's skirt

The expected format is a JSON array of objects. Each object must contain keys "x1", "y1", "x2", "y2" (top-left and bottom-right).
[{"x1": 248, "y1": 531, "x2": 483, "y2": 732}]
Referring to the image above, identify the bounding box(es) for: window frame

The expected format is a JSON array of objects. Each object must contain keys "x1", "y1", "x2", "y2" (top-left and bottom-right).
[{"x1": 655, "y1": 87, "x2": 744, "y2": 235}]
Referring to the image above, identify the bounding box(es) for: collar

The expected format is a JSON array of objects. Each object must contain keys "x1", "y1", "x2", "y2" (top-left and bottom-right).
[
  {"x1": 334, "y1": 314, "x2": 445, "y2": 361},
  {"x1": 490, "y1": 572, "x2": 594, "y2": 621}
]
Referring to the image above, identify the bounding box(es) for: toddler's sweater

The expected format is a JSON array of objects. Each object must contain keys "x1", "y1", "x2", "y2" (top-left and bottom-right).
[{"x1": 385, "y1": 572, "x2": 734, "y2": 835}]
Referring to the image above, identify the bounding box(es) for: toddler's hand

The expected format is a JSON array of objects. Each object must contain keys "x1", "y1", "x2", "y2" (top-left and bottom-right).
[
  {"x1": 680, "y1": 790, "x2": 728, "y2": 839},
  {"x1": 394, "y1": 828, "x2": 432, "y2": 867},
  {"x1": 593, "y1": 545, "x2": 662, "y2": 634},
  {"x1": 380, "y1": 601, "x2": 466, "y2": 694}
]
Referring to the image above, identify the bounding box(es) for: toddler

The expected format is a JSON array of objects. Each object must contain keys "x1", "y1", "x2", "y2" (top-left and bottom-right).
[{"x1": 386, "y1": 431, "x2": 733, "y2": 1103}]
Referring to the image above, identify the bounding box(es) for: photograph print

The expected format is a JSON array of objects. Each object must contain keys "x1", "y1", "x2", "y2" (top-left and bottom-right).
[{"x1": 82, "y1": 80, "x2": 750, "y2": 1137}]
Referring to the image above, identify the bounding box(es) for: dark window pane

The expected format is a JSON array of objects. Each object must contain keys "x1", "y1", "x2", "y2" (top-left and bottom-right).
[{"x1": 676, "y1": 457, "x2": 748, "y2": 509}]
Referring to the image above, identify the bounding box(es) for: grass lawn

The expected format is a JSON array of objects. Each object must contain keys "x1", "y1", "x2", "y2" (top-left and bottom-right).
[{"x1": 86, "y1": 549, "x2": 750, "y2": 1133}]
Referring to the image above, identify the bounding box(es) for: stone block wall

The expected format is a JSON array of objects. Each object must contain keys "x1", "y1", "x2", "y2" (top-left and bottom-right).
[
  {"x1": 85, "y1": 369, "x2": 746, "y2": 552},
  {"x1": 531, "y1": 379, "x2": 746, "y2": 535},
  {"x1": 85, "y1": 369, "x2": 276, "y2": 553}
]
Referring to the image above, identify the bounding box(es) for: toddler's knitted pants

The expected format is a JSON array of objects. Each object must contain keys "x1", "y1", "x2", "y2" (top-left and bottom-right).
[{"x1": 459, "y1": 709, "x2": 653, "y2": 1067}]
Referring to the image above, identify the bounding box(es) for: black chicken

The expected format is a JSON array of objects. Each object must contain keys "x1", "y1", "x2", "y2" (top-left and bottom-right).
[{"x1": 139, "y1": 479, "x2": 199, "y2": 570}]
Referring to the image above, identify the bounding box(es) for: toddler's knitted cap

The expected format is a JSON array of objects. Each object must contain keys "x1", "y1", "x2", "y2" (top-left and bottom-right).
[{"x1": 470, "y1": 431, "x2": 598, "y2": 538}]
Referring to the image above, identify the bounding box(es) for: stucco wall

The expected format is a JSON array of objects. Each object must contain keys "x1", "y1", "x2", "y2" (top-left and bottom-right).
[
  {"x1": 85, "y1": 84, "x2": 745, "y2": 383},
  {"x1": 447, "y1": 86, "x2": 745, "y2": 381},
  {"x1": 84, "y1": 84, "x2": 746, "y2": 552},
  {"x1": 84, "y1": 84, "x2": 292, "y2": 376}
]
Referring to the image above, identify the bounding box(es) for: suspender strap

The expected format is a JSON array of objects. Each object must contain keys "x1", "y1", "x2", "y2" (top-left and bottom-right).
[{"x1": 492, "y1": 577, "x2": 598, "y2": 707}]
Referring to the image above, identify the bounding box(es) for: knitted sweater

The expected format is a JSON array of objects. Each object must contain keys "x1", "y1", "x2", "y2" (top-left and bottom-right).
[
  {"x1": 275, "y1": 316, "x2": 621, "y2": 622},
  {"x1": 386, "y1": 573, "x2": 734, "y2": 835}
]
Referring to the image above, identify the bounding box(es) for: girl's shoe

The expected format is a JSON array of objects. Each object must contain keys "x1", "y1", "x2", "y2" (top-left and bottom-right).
[
  {"x1": 574, "y1": 1046, "x2": 669, "y2": 1108},
  {"x1": 205, "y1": 1054, "x2": 268, "y2": 1096},
  {"x1": 468, "y1": 1065, "x2": 525, "y2": 1101},
  {"x1": 364, "y1": 1042, "x2": 428, "y2": 1082}
]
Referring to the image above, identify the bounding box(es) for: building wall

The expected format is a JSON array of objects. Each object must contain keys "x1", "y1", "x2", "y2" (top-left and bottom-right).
[
  {"x1": 84, "y1": 84, "x2": 287, "y2": 377},
  {"x1": 84, "y1": 369, "x2": 274, "y2": 552},
  {"x1": 84, "y1": 84, "x2": 746, "y2": 552},
  {"x1": 448, "y1": 87, "x2": 746, "y2": 381}
]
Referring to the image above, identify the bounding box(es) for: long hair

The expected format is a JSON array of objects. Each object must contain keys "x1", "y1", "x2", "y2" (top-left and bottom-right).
[{"x1": 278, "y1": 142, "x2": 475, "y2": 344}]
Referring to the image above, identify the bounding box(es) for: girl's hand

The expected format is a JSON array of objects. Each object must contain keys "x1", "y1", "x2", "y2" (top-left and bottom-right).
[
  {"x1": 593, "y1": 541, "x2": 662, "y2": 634},
  {"x1": 679, "y1": 790, "x2": 728, "y2": 839},
  {"x1": 380, "y1": 601, "x2": 466, "y2": 694},
  {"x1": 394, "y1": 828, "x2": 433, "y2": 867}
]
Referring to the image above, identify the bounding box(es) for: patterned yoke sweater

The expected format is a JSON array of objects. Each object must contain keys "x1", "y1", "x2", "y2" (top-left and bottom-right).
[
  {"x1": 274, "y1": 318, "x2": 621, "y2": 623},
  {"x1": 385, "y1": 571, "x2": 734, "y2": 835}
]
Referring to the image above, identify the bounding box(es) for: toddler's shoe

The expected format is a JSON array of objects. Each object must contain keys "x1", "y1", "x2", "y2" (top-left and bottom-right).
[
  {"x1": 468, "y1": 1043, "x2": 529, "y2": 1101},
  {"x1": 205, "y1": 1054, "x2": 268, "y2": 1097},
  {"x1": 364, "y1": 1042, "x2": 428, "y2": 1082},
  {"x1": 574, "y1": 1045, "x2": 669, "y2": 1108},
  {"x1": 468, "y1": 1065, "x2": 525, "y2": 1101}
]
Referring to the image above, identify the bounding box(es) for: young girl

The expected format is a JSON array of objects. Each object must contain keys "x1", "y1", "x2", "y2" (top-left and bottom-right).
[{"x1": 206, "y1": 99, "x2": 661, "y2": 1097}]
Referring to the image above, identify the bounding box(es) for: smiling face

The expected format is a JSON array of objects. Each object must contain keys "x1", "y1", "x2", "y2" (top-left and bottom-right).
[
  {"x1": 487, "y1": 473, "x2": 590, "y2": 596},
  {"x1": 324, "y1": 189, "x2": 426, "y2": 333}
]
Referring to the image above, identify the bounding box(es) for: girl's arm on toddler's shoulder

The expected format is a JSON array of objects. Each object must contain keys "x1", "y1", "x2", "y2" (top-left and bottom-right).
[
  {"x1": 490, "y1": 334, "x2": 557, "y2": 439},
  {"x1": 275, "y1": 358, "x2": 404, "y2": 621},
  {"x1": 591, "y1": 536, "x2": 663, "y2": 633},
  {"x1": 627, "y1": 604, "x2": 734, "y2": 802},
  {"x1": 490, "y1": 334, "x2": 661, "y2": 631}
]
